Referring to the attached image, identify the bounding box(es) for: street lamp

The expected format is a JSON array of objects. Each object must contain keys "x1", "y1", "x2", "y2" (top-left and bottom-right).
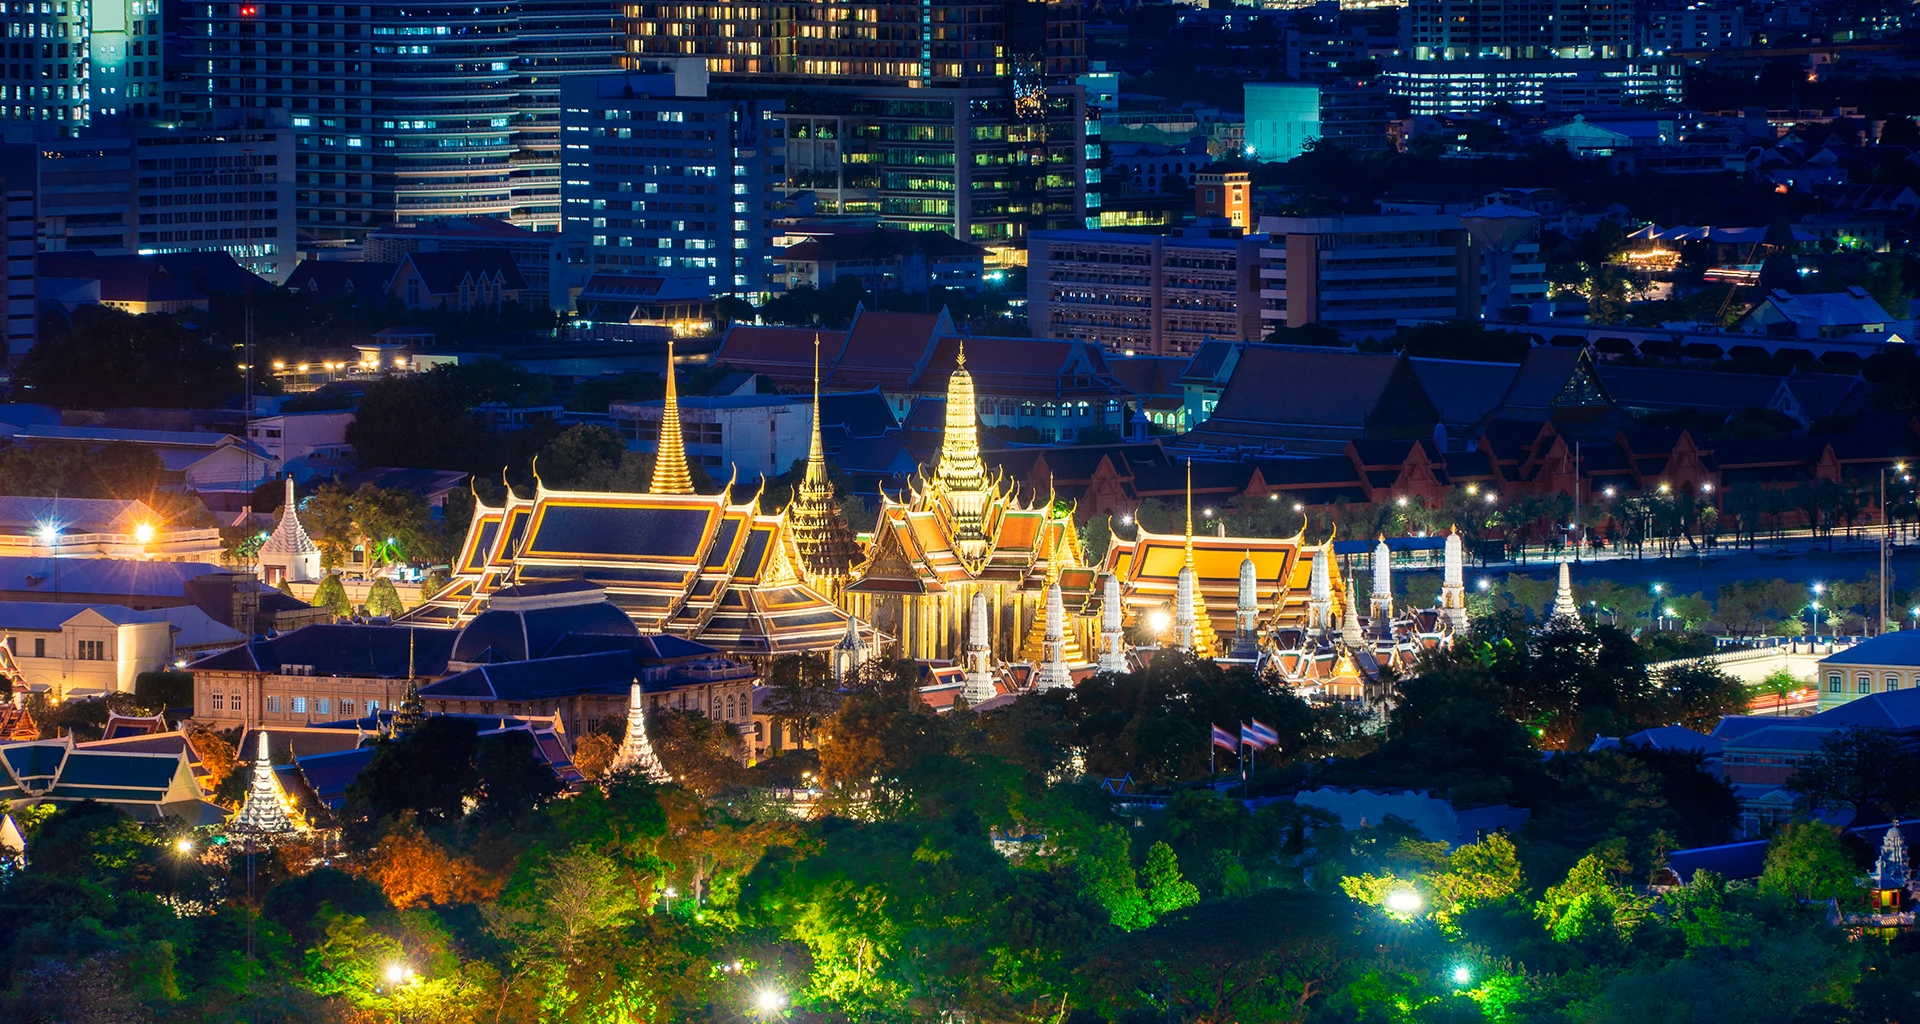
[
  {"x1": 1451, "y1": 965, "x2": 1473, "y2": 986},
  {"x1": 754, "y1": 989, "x2": 787, "y2": 1016},
  {"x1": 1385, "y1": 889, "x2": 1423, "y2": 915},
  {"x1": 174, "y1": 837, "x2": 194, "y2": 855},
  {"x1": 1882, "y1": 461, "x2": 1909, "y2": 636},
  {"x1": 384, "y1": 962, "x2": 415, "y2": 985}
]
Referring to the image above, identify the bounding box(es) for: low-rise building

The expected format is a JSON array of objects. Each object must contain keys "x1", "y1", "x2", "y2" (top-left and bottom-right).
[
  {"x1": 0, "y1": 602, "x2": 174, "y2": 698},
  {"x1": 1813, "y1": 634, "x2": 1920, "y2": 712},
  {"x1": 0, "y1": 495, "x2": 223, "y2": 561},
  {"x1": 777, "y1": 227, "x2": 985, "y2": 296},
  {"x1": 186, "y1": 624, "x2": 458, "y2": 728},
  {"x1": 365, "y1": 216, "x2": 568, "y2": 310},
  {"x1": 1736, "y1": 286, "x2": 1904, "y2": 341},
  {"x1": 0, "y1": 738, "x2": 222, "y2": 823},
  {"x1": 388, "y1": 250, "x2": 528, "y2": 313},
  {"x1": 4, "y1": 425, "x2": 274, "y2": 495},
  {"x1": 243, "y1": 411, "x2": 354, "y2": 481}
]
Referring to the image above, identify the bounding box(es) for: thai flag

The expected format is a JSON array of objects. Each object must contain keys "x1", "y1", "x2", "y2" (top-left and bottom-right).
[
  {"x1": 1211, "y1": 724, "x2": 1237, "y2": 752},
  {"x1": 1244, "y1": 719, "x2": 1281, "y2": 750}
]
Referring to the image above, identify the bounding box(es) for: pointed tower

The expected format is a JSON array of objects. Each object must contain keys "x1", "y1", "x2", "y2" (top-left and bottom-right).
[
  {"x1": 934, "y1": 341, "x2": 992, "y2": 561},
  {"x1": 1550, "y1": 557, "x2": 1581, "y2": 626},
  {"x1": 257, "y1": 476, "x2": 321, "y2": 585},
  {"x1": 833, "y1": 615, "x2": 867, "y2": 684},
  {"x1": 230, "y1": 731, "x2": 301, "y2": 835},
  {"x1": 1308, "y1": 540, "x2": 1334, "y2": 637},
  {"x1": 1440, "y1": 528, "x2": 1468, "y2": 632},
  {"x1": 1370, "y1": 535, "x2": 1393, "y2": 632},
  {"x1": 1340, "y1": 579, "x2": 1365, "y2": 647},
  {"x1": 1097, "y1": 573, "x2": 1128, "y2": 673},
  {"x1": 1231, "y1": 551, "x2": 1262, "y2": 660},
  {"x1": 1035, "y1": 580, "x2": 1073, "y2": 691},
  {"x1": 650, "y1": 336, "x2": 695, "y2": 495},
  {"x1": 788, "y1": 333, "x2": 861, "y2": 587},
  {"x1": 962, "y1": 589, "x2": 995, "y2": 702},
  {"x1": 1172, "y1": 461, "x2": 1221, "y2": 657},
  {"x1": 610, "y1": 682, "x2": 671, "y2": 783}
]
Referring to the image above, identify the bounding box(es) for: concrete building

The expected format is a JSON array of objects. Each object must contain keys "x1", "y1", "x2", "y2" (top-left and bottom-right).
[
  {"x1": 624, "y1": 0, "x2": 1088, "y2": 256},
  {"x1": 1401, "y1": 0, "x2": 1633, "y2": 60},
  {"x1": 1382, "y1": 57, "x2": 1684, "y2": 116},
  {"x1": 130, "y1": 113, "x2": 297, "y2": 284},
  {"x1": 1244, "y1": 82, "x2": 1321, "y2": 163},
  {"x1": 1026, "y1": 227, "x2": 1263, "y2": 357},
  {"x1": 1256, "y1": 212, "x2": 1547, "y2": 339},
  {"x1": 243, "y1": 410, "x2": 354, "y2": 481},
  {"x1": 559, "y1": 65, "x2": 785, "y2": 295},
  {"x1": 0, "y1": 144, "x2": 33, "y2": 359},
  {"x1": 0, "y1": 0, "x2": 162, "y2": 131},
  {"x1": 1815, "y1": 634, "x2": 1920, "y2": 712},
  {"x1": 0, "y1": 602, "x2": 173, "y2": 697},
  {"x1": 1647, "y1": 3, "x2": 1745, "y2": 53},
  {"x1": 611, "y1": 392, "x2": 813, "y2": 480},
  {"x1": 1193, "y1": 171, "x2": 1250, "y2": 232},
  {"x1": 187, "y1": 624, "x2": 457, "y2": 728},
  {"x1": 173, "y1": 0, "x2": 619, "y2": 244}
]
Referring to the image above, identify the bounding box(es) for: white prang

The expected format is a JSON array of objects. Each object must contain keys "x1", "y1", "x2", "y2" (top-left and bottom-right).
[
  {"x1": 610, "y1": 682, "x2": 671, "y2": 783},
  {"x1": 1098, "y1": 574, "x2": 1128, "y2": 673},
  {"x1": 1035, "y1": 580, "x2": 1073, "y2": 691},
  {"x1": 963, "y1": 589, "x2": 995, "y2": 702}
]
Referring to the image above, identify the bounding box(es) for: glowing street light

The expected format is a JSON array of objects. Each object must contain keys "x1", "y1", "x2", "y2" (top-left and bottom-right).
[
  {"x1": 1396, "y1": 495, "x2": 1409, "y2": 507},
  {"x1": 1477, "y1": 578, "x2": 1490, "y2": 591},
  {"x1": 1604, "y1": 486, "x2": 1617, "y2": 498},
  {"x1": 754, "y1": 989, "x2": 787, "y2": 1015},
  {"x1": 1385, "y1": 889, "x2": 1423, "y2": 914},
  {"x1": 1451, "y1": 965, "x2": 1472, "y2": 985},
  {"x1": 34, "y1": 522, "x2": 56, "y2": 543},
  {"x1": 1148, "y1": 609, "x2": 1172, "y2": 633},
  {"x1": 384, "y1": 962, "x2": 415, "y2": 985},
  {"x1": 174, "y1": 837, "x2": 194, "y2": 854},
  {"x1": 134, "y1": 522, "x2": 155, "y2": 544}
]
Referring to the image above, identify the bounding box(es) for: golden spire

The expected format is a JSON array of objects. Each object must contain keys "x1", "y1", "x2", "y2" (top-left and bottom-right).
[
  {"x1": 651, "y1": 336, "x2": 694, "y2": 495},
  {"x1": 802, "y1": 332, "x2": 830, "y2": 493},
  {"x1": 787, "y1": 332, "x2": 860, "y2": 582},
  {"x1": 934, "y1": 337, "x2": 991, "y2": 562},
  {"x1": 1184, "y1": 459, "x2": 1195, "y2": 570}
]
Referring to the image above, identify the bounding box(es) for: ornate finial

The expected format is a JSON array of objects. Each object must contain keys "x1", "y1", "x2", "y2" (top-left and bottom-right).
[
  {"x1": 957, "y1": 338, "x2": 967, "y2": 369},
  {"x1": 1184, "y1": 460, "x2": 1195, "y2": 568},
  {"x1": 650, "y1": 336, "x2": 695, "y2": 495}
]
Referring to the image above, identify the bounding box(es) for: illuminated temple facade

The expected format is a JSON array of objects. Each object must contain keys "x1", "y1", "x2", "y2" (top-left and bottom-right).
[
  {"x1": 410, "y1": 344, "x2": 865, "y2": 658},
  {"x1": 840, "y1": 345, "x2": 1095, "y2": 664}
]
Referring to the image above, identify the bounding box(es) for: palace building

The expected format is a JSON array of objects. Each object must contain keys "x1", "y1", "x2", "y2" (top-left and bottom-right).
[
  {"x1": 839, "y1": 343, "x2": 1094, "y2": 664},
  {"x1": 409, "y1": 343, "x2": 868, "y2": 659}
]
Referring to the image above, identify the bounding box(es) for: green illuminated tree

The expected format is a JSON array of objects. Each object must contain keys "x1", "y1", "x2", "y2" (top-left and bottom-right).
[
  {"x1": 1759, "y1": 821, "x2": 1862, "y2": 905},
  {"x1": 364, "y1": 577, "x2": 404, "y2": 618}
]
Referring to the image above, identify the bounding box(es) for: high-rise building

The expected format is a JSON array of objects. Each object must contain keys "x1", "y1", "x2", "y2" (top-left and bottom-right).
[
  {"x1": 0, "y1": 144, "x2": 34, "y2": 359},
  {"x1": 559, "y1": 65, "x2": 784, "y2": 294},
  {"x1": 622, "y1": 0, "x2": 1087, "y2": 256},
  {"x1": 132, "y1": 112, "x2": 297, "y2": 283},
  {"x1": 1026, "y1": 227, "x2": 1262, "y2": 357},
  {"x1": 0, "y1": 0, "x2": 162, "y2": 132},
  {"x1": 1402, "y1": 0, "x2": 1633, "y2": 60},
  {"x1": 174, "y1": 0, "x2": 618, "y2": 245}
]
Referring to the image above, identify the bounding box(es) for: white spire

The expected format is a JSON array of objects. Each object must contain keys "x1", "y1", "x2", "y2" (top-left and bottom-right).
[
  {"x1": 1236, "y1": 552, "x2": 1258, "y2": 636},
  {"x1": 1340, "y1": 580, "x2": 1364, "y2": 647},
  {"x1": 231, "y1": 730, "x2": 301, "y2": 835},
  {"x1": 257, "y1": 476, "x2": 321, "y2": 583},
  {"x1": 1098, "y1": 573, "x2": 1128, "y2": 673},
  {"x1": 1035, "y1": 580, "x2": 1072, "y2": 690},
  {"x1": 1370, "y1": 535, "x2": 1393, "y2": 628},
  {"x1": 1440, "y1": 528, "x2": 1467, "y2": 632},
  {"x1": 963, "y1": 589, "x2": 995, "y2": 701},
  {"x1": 610, "y1": 683, "x2": 671, "y2": 783},
  {"x1": 1874, "y1": 824, "x2": 1911, "y2": 891},
  {"x1": 834, "y1": 614, "x2": 866, "y2": 683},
  {"x1": 1550, "y1": 557, "x2": 1580, "y2": 626},
  {"x1": 1174, "y1": 562, "x2": 1197, "y2": 652},
  {"x1": 1308, "y1": 542, "x2": 1333, "y2": 635}
]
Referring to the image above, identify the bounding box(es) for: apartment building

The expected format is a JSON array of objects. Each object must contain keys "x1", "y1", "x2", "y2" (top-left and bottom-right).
[
  {"x1": 1026, "y1": 227, "x2": 1262, "y2": 357},
  {"x1": 1256, "y1": 212, "x2": 1547, "y2": 339},
  {"x1": 0, "y1": 0, "x2": 162, "y2": 131},
  {"x1": 559, "y1": 65, "x2": 785, "y2": 294},
  {"x1": 1401, "y1": 0, "x2": 1633, "y2": 60},
  {"x1": 623, "y1": 0, "x2": 1088, "y2": 255}
]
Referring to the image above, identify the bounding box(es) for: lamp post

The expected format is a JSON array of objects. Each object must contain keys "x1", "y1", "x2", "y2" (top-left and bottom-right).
[
  {"x1": 1651, "y1": 583, "x2": 1664, "y2": 630},
  {"x1": 1812, "y1": 582, "x2": 1826, "y2": 639},
  {"x1": 1883, "y1": 462, "x2": 1909, "y2": 635}
]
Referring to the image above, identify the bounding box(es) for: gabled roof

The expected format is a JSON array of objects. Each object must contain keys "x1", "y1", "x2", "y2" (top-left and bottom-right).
[
  {"x1": 1597, "y1": 365, "x2": 1781, "y2": 414},
  {"x1": 398, "y1": 250, "x2": 528, "y2": 295},
  {"x1": 190, "y1": 624, "x2": 457, "y2": 678},
  {"x1": 1408, "y1": 357, "x2": 1521, "y2": 429},
  {"x1": 285, "y1": 260, "x2": 400, "y2": 301},
  {"x1": 1745, "y1": 287, "x2": 1895, "y2": 329}
]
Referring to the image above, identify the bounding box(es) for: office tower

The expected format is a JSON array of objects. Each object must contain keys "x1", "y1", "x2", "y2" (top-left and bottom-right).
[
  {"x1": 0, "y1": 143, "x2": 33, "y2": 359},
  {"x1": 623, "y1": 0, "x2": 1087, "y2": 256},
  {"x1": 132, "y1": 111, "x2": 297, "y2": 282},
  {"x1": 175, "y1": 1, "x2": 617, "y2": 244},
  {"x1": 1402, "y1": 0, "x2": 1633, "y2": 60},
  {"x1": 560, "y1": 64, "x2": 783, "y2": 293},
  {"x1": 0, "y1": 0, "x2": 161, "y2": 132}
]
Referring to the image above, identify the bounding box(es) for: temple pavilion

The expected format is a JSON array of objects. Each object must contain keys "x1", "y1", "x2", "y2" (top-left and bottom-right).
[
  {"x1": 838, "y1": 342, "x2": 1092, "y2": 664},
  {"x1": 409, "y1": 340, "x2": 868, "y2": 658}
]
